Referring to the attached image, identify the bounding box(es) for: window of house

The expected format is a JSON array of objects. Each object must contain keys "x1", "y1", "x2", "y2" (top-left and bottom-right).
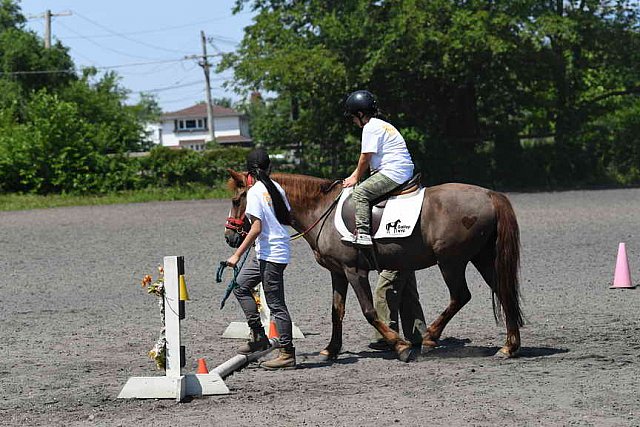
[{"x1": 175, "y1": 118, "x2": 207, "y2": 131}]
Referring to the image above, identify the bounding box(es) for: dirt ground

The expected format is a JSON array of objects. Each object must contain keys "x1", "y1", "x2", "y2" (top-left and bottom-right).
[{"x1": 1, "y1": 188, "x2": 639, "y2": 426}]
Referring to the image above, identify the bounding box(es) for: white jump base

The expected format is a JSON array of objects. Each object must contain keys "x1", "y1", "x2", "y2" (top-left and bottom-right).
[
  {"x1": 119, "y1": 256, "x2": 229, "y2": 401},
  {"x1": 222, "y1": 283, "x2": 305, "y2": 339}
]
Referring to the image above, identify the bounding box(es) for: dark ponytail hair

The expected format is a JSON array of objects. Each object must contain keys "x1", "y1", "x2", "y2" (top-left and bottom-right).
[{"x1": 246, "y1": 148, "x2": 291, "y2": 226}]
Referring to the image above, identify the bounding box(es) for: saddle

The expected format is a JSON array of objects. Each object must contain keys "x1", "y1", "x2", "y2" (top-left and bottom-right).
[{"x1": 341, "y1": 173, "x2": 422, "y2": 236}]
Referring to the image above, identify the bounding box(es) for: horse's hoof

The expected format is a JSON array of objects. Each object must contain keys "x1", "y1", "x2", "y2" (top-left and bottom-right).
[
  {"x1": 422, "y1": 338, "x2": 438, "y2": 349},
  {"x1": 398, "y1": 347, "x2": 416, "y2": 363},
  {"x1": 319, "y1": 349, "x2": 338, "y2": 362},
  {"x1": 494, "y1": 347, "x2": 519, "y2": 359}
]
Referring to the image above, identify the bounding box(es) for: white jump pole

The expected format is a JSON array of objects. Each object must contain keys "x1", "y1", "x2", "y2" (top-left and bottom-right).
[
  {"x1": 118, "y1": 256, "x2": 229, "y2": 401},
  {"x1": 212, "y1": 338, "x2": 280, "y2": 378}
]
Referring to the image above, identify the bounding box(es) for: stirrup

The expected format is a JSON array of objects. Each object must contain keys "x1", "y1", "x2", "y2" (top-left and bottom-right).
[
  {"x1": 341, "y1": 234, "x2": 355, "y2": 244},
  {"x1": 354, "y1": 234, "x2": 373, "y2": 247}
]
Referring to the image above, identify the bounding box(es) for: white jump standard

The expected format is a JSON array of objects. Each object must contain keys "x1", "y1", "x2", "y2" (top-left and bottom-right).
[{"x1": 118, "y1": 256, "x2": 229, "y2": 401}]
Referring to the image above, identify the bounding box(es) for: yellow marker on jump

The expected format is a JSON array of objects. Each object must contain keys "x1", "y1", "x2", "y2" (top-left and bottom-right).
[{"x1": 179, "y1": 275, "x2": 190, "y2": 301}]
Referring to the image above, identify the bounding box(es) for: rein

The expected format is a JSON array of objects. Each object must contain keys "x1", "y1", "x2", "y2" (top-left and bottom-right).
[{"x1": 290, "y1": 181, "x2": 343, "y2": 241}]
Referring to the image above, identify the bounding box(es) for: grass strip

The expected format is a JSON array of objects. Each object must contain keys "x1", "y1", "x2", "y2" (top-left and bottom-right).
[{"x1": 0, "y1": 186, "x2": 230, "y2": 212}]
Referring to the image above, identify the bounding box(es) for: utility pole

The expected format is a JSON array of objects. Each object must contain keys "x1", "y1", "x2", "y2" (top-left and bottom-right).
[
  {"x1": 200, "y1": 30, "x2": 215, "y2": 143},
  {"x1": 31, "y1": 9, "x2": 72, "y2": 49}
]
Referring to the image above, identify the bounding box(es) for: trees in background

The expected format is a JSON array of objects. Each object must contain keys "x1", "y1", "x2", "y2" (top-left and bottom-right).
[
  {"x1": 0, "y1": 1, "x2": 156, "y2": 193},
  {"x1": 224, "y1": 0, "x2": 640, "y2": 188},
  {"x1": 1, "y1": 0, "x2": 638, "y2": 194}
]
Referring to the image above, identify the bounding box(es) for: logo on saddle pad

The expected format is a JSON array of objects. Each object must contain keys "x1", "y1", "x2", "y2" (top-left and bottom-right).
[
  {"x1": 335, "y1": 187, "x2": 425, "y2": 240},
  {"x1": 385, "y1": 219, "x2": 411, "y2": 234}
]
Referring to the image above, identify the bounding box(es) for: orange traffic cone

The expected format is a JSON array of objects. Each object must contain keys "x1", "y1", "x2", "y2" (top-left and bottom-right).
[
  {"x1": 196, "y1": 358, "x2": 209, "y2": 374},
  {"x1": 268, "y1": 320, "x2": 279, "y2": 339}
]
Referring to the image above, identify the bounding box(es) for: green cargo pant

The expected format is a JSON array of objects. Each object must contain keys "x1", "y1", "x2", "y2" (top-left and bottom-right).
[
  {"x1": 373, "y1": 270, "x2": 426, "y2": 346},
  {"x1": 352, "y1": 172, "x2": 399, "y2": 235}
]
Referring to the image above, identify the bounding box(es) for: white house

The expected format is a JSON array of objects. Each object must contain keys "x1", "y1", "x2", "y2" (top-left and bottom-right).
[{"x1": 148, "y1": 103, "x2": 252, "y2": 150}]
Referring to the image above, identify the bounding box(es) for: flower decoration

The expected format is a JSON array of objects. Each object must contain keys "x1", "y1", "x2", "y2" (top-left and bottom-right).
[{"x1": 139, "y1": 266, "x2": 166, "y2": 370}]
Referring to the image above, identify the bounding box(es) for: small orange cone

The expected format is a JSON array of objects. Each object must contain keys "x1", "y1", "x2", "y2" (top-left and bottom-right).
[
  {"x1": 268, "y1": 320, "x2": 279, "y2": 339},
  {"x1": 196, "y1": 358, "x2": 209, "y2": 374}
]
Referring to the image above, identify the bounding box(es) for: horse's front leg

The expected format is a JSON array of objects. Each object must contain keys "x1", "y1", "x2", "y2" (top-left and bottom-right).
[
  {"x1": 344, "y1": 268, "x2": 413, "y2": 362},
  {"x1": 319, "y1": 271, "x2": 348, "y2": 361}
]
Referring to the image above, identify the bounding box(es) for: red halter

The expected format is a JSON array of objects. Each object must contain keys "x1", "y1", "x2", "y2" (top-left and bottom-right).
[{"x1": 225, "y1": 214, "x2": 248, "y2": 236}]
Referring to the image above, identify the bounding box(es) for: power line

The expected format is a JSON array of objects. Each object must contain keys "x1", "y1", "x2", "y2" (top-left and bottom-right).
[
  {"x1": 72, "y1": 11, "x2": 195, "y2": 55},
  {"x1": 56, "y1": 20, "x2": 168, "y2": 61},
  {"x1": 140, "y1": 80, "x2": 202, "y2": 93},
  {"x1": 0, "y1": 58, "x2": 187, "y2": 76},
  {"x1": 61, "y1": 15, "x2": 243, "y2": 40},
  {"x1": 155, "y1": 90, "x2": 205, "y2": 103}
]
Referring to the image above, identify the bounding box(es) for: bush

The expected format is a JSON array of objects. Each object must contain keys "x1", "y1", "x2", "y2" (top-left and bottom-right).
[
  {"x1": 0, "y1": 92, "x2": 106, "y2": 194},
  {"x1": 137, "y1": 145, "x2": 251, "y2": 189}
]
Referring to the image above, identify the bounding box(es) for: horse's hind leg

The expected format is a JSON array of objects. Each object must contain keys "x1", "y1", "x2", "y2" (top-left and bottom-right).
[
  {"x1": 343, "y1": 268, "x2": 413, "y2": 362},
  {"x1": 319, "y1": 271, "x2": 348, "y2": 361},
  {"x1": 471, "y1": 248, "x2": 520, "y2": 358},
  {"x1": 423, "y1": 262, "x2": 471, "y2": 348}
]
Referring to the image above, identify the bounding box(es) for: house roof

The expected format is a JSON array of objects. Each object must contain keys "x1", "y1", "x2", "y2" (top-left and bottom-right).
[
  {"x1": 162, "y1": 103, "x2": 243, "y2": 119},
  {"x1": 216, "y1": 135, "x2": 253, "y2": 145}
]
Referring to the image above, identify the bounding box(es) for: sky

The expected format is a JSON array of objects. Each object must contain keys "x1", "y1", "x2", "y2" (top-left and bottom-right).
[{"x1": 18, "y1": 0, "x2": 255, "y2": 113}]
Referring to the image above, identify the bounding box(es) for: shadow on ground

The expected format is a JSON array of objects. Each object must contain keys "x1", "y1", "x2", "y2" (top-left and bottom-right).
[{"x1": 417, "y1": 337, "x2": 569, "y2": 359}]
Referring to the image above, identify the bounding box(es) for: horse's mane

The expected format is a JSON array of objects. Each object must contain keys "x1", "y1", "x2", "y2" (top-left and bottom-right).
[{"x1": 271, "y1": 173, "x2": 337, "y2": 207}]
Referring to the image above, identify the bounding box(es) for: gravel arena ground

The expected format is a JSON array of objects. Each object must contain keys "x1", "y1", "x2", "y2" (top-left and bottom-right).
[{"x1": 2, "y1": 188, "x2": 640, "y2": 426}]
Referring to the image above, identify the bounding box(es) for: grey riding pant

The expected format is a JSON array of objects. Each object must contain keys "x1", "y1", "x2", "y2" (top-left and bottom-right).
[
  {"x1": 352, "y1": 172, "x2": 399, "y2": 235},
  {"x1": 233, "y1": 255, "x2": 293, "y2": 348}
]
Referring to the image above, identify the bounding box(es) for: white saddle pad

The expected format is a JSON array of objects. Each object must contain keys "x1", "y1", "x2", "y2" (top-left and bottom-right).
[{"x1": 335, "y1": 187, "x2": 425, "y2": 239}]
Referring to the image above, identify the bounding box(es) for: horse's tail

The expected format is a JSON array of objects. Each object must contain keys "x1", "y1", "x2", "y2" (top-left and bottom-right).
[{"x1": 489, "y1": 192, "x2": 524, "y2": 327}]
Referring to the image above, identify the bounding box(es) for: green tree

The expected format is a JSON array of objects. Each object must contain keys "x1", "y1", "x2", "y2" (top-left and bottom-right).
[
  {"x1": 225, "y1": 0, "x2": 640, "y2": 187},
  {"x1": 0, "y1": 1, "x2": 75, "y2": 99},
  {"x1": 0, "y1": 0, "x2": 162, "y2": 193},
  {"x1": 59, "y1": 68, "x2": 149, "y2": 154}
]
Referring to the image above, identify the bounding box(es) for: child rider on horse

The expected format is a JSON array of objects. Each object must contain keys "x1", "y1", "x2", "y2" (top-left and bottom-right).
[
  {"x1": 342, "y1": 90, "x2": 415, "y2": 247},
  {"x1": 225, "y1": 148, "x2": 297, "y2": 370}
]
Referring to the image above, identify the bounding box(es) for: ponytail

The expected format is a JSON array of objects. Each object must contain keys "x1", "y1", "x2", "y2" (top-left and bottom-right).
[
  {"x1": 250, "y1": 169, "x2": 291, "y2": 226},
  {"x1": 246, "y1": 148, "x2": 291, "y2": 226}
]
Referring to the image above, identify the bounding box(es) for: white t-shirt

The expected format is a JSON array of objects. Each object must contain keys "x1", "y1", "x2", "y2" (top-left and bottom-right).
[
  {"x1": 361, "y1": 117, "x2": 414, "y2": 184},
  {"x1": 245, "y1": 180, "x2": 291, "y2": 264}
]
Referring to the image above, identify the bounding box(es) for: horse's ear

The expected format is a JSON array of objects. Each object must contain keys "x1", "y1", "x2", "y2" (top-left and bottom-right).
[{"x1": 227, "y1": 168, "x2": 246, "y2": 189}]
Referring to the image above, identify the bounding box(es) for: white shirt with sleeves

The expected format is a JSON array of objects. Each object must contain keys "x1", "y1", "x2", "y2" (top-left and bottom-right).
[
  {"x1": 361, "y1": 117, "x2": 414, "y2": 184},
  {"x1": 245, "y1": 180, "x2": 291, "y2": 264}
]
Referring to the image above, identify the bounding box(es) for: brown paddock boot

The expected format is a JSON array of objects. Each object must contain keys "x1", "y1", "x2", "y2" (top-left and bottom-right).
[
  {"x1": 262, "y1": 346, "x2": 296, "y2": 370},
  {"x1": 237, "y1": 328, "x2": 270, "y2": 355}
]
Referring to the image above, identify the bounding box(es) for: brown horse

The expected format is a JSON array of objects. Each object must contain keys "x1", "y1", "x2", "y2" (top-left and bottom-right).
[{"x1": 225, "y1": 171, "x2": 523, "y2": 362}]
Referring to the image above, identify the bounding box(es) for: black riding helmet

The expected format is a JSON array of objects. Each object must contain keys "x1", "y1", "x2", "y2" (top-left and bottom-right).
[{"x1": 344, "y1": 90, "x2": 378, "y2": 118}]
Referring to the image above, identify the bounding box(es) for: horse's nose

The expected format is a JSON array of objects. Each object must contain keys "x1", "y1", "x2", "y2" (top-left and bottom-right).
[{"x1": 224, "y1": 230, "x2": 241, "y2": 248}]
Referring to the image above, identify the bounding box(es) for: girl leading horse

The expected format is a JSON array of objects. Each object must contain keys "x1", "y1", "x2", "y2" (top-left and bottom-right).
[{"x1": 225, "y1": 171, "x2": 523, "y2": 362}]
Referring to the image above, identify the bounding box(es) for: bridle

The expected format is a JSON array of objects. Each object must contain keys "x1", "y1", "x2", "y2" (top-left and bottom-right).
[{"x1": 224, "y1": 174, "x2": 255, "y2": 237}]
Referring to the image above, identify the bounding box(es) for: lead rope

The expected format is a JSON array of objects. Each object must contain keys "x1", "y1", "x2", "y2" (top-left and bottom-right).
[{"x1": 216, "y1": 247, "x2": 252, "y2": 309}]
